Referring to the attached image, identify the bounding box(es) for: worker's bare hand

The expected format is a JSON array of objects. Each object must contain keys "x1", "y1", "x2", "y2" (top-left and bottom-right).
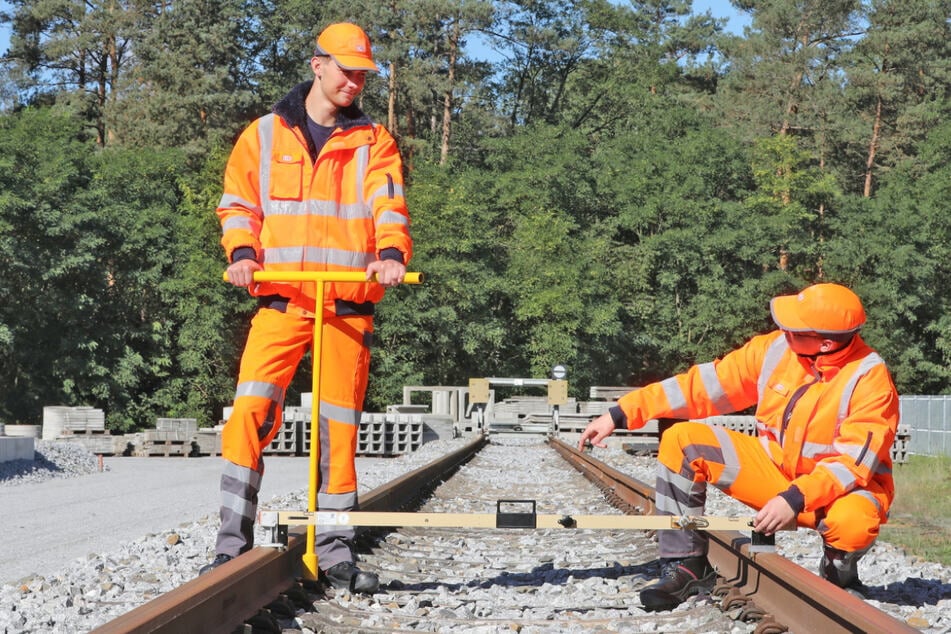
[
  {"x1": 753, "y1": 496, "x2": 797, "y2": 535},
  {"x1": 577, "y1": 413, "x2": 615, "y2": 451},
  {"x1": 367, "y1": 259, "x2": 407, "y2": 287},
  {"x1": 226, "y1": 259, "x2": 263, "y2": 287}
]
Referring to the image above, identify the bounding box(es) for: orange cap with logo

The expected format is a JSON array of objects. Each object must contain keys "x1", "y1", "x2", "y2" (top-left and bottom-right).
[
  {"x1": 315, "y1": 23, "x2": 377, "y2": 72},
  {"x1": 770, "y1": 283, "x2": 866, "y2": 335}
]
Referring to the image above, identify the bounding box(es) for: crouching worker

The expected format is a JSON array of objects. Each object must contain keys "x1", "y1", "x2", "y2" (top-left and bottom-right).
[{"x1": 578, "y1": 283, "x2": 899, "y2": 612}]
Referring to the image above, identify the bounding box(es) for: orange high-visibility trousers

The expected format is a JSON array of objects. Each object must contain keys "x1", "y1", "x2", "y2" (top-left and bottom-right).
[
  {"x1": 222, "y1": 306, "x2": 372, "y2": 481},
  {"x1": 217, "y1": 306, "x2": 372, "y2": 567},
  {"x1": 655, "y1": 421, "x2": 886, "y2": 558}
]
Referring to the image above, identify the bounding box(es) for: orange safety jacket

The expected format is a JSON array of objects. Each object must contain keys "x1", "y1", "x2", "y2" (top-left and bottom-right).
[
  {"x1": 614, "y1": 331, "x2": 899, "y2": 515},
  {"x1": 216, "y1": 82, "x2": 412, "y2": 314}
]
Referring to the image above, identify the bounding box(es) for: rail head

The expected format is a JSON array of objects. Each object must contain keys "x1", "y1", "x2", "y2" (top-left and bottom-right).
[{"x1": 92, "y1": 434, "x2": 487, "y2": 634}]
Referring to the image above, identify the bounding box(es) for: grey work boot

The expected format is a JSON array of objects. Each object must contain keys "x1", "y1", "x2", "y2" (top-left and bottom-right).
[
  {"x1": 639, "y1": 556, "x2": 716, "y2": 612},
  {"x1": 322, "y1": 561, "x2": 380, "y2": 594},
  {"x1": 819, "y1": 545, "x2": 868, "y2": 594},
  {"x1": 198, "y1": 553, "x2": 233, "y2": 576}
]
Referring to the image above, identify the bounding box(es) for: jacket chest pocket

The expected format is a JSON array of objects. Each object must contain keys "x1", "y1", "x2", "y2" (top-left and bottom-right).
[{"x1": 269, "y1": 152, "x2": 304, "y2": 200}]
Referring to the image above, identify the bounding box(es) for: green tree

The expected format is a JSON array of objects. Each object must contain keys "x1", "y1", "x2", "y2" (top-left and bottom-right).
[
  {"x1": 1, "y1": 0, "x2": 138, "y2": 141},
  {"x1": 716, "y1": 0, "x2": 859, "y2": 148},
  {"x1": 106, "y1": 0, "x2": 258, "y2": 156},
  {"x1": 0, "y1": 107, "x2": 96, "y2": 422},
  {"x1": 155, "y1": 149, "x2": 249, "y2": 426},
  {"x1": 367, "y1": 162, "x2": 512, "y2": 409},
  {"x1": 839, "y1": 0, "x2": 951, "y2": 197},
  {"x1": 0, "y1": 107, "x2": 187, "y2": 427},
  {"x1": 822, "y1": 121, "x2": 951, "y2": 393}
]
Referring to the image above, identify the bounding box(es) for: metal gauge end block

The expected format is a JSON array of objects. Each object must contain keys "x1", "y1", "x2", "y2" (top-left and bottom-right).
[
  {"x1": 257, "y1": 509, "x2": 288, "y2": 549},
  {"x1": 749, "y1": 529, "x2": 776, "y2": 554},
  {"x1": 496, "y1": 499, "x2": 538, "y2": 528}
]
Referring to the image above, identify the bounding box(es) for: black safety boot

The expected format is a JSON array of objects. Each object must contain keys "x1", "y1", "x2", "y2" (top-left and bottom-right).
[
  {"x1": 198, "y1": 553, "x2": 233, "y2": 576},
  {"x1": 819, "y1": 545, "x2": 867, "y2": 596},
  {"x1": 322, "y1": 561, "x2": 380, "y2": 594},
  {"x1": 639, "y1": 556, "x2": 716, "y2": 612}
]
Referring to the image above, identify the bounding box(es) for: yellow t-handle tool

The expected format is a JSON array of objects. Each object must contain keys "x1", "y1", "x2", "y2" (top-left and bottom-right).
[{"x1": 223, "y1": 269, "x2": 423, "y2": 580}]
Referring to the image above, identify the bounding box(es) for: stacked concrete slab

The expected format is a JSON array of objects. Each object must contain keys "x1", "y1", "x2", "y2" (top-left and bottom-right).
[
  {"x1": 0, "y1": 422, "x2": 35, "y2": 463},
  {"x1": 141, "y1": 418, "x2": 199, "y2": 456},
  {"x1": 40, "y1": 406, "x2": 118, "y2": 455}
]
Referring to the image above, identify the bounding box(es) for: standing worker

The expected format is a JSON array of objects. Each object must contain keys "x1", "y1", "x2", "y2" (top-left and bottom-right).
[
  {"x1": 200, "y1": 22, "x2": 412, "y2": 595},
  {"x1": 578, "y1": 283, "x2": 899, "y2": 611}
]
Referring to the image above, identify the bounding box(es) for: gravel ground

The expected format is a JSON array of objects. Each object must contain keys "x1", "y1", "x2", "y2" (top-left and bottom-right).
[
  {"x1": 1, "y1": 438, "x2": 949, "y2": 633},
  {"x1": 0, "y1": 440, "x2": 325, "y2": 583}
]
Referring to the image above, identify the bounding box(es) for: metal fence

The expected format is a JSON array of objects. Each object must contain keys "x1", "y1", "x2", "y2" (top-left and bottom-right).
[{"x1": 899, "y1": 395, "x2": 951, "y2": 458}]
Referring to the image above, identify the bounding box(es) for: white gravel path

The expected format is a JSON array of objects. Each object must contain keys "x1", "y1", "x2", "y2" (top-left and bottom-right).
[{"x1": 0, "y1": 442, "x2": 357, "y2": 584}]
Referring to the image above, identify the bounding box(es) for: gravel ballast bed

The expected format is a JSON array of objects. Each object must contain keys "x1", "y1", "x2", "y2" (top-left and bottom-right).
[{"x1": 1, "y1": 439, "x2": 948, "y2": 633}]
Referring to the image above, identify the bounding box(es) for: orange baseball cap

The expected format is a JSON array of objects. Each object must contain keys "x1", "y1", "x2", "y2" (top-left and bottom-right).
[
  {"x1": 770, "y1": 283, "x2": 866, "y2": 335},
  {"x1": 315, "y1": 23, "x2": 378, "y2": 72}
]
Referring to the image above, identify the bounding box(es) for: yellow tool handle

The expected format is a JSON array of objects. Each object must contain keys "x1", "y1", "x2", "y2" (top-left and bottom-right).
[{"x1": 221, "y1": 270, "x2": 424, "y2": 284}]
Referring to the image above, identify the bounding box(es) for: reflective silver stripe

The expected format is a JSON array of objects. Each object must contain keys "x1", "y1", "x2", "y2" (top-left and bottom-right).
[
  {"x1": 757, "y1": 334, "x2": 789, "y2": 401},
  {"x1": 315, "y1": 491, "x2": 358, "y2": 545},
  {"x1": 655, "y1": 468, "x2": 704, "y2": 515},
  {"x1": 852, "y1": 488, "x2": 882, "y2": 513},
  {"x1": 221, "y1": 489, "x2": 255, "y2": 519},
  {"x1": 369, "y1": 182, "x2": 404, "y2": 203},
  {"x1": 377, "y1": 210, "x2": 409, "y2": 225},
  {"x1": 339, "y1": 200, "x2": 372, "y2": 220},
  {"x1": 831, "y1": 440, "x2": 865, "y2": 462},
  {"x1": 222, "y1": 216, "x2": 254, "y2": 232},
  {"x1": 265, "y1": 199, "x2": 372, "y2": 221},
  {"x1": 223, "y1": 461, "x2": 263, "y2": 490},
  {"x1": 263, "y1": 246, "x2": 372, "y2": 268},
  {"x1": 234, "y1": 380, "x2": 284, "y2": 403},
  {"x1": 801, "y1": 441, "x2": 837, "y2": 459},
  {"x1": 697, "y1": 362, "x2": 733, "y2": 414},
  {"x1": 266, "y1": 200, "x2": 312, "y2": 217},
  {"x1": 711, "y1": 426, "x2": 740, "y2": 488},
  {"x1": 355, "y1": 144, "x2": 369, "y2": 203},
  {"x1": 258, "y1": 114, "x2": 275, "y2": 211},
  {"x1": 817, "y1": 460, "x2": 858, "y2": 490},
  {"x1": 660, "y1": 377, "x2": 689, "y2": 418},
  {"x1": 836, "y1": 353, "x2": 884, "y2": 426},
  {"x1": 218, "y1": 193, "x2": 263, "y2": 215},
  {"x1": 759, "y1": 435, "x2": 773, "y2": 453},
  {"x1": 833, "y1": 439, "x2": 882, "y2": 472},
  {"x1": 319, "y1": 400, "x2": 361, "y2": 426},
  {"x1": 317, "y1": 491, "x2": 359, "y2": 510}
]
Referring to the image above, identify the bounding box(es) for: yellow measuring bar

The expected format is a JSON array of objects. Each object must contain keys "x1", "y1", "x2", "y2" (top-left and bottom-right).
[
  {"x1": 269, "y1": 510, "x2": 753, "y2": 531},
  {"x1": 223, "y1": 269, "x2": 423, "y2": 581}
]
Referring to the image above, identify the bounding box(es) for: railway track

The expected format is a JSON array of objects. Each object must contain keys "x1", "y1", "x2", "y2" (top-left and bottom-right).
[{"x1": 92, "y1": 434, "x2": 916, "y2": 634}]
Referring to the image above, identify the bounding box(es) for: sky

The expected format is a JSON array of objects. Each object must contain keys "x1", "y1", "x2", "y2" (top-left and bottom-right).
[{"x1": 694, "y1": 0, "x2": 751, "y2": 34}]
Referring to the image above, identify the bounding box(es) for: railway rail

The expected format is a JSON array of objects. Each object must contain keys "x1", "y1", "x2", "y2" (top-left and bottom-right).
[{"x1": 92, "y1": 433, "x2": 916, "y2": 634}]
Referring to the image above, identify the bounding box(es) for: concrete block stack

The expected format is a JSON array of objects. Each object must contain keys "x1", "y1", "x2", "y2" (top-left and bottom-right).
[
  {"x1": 42, "y1": 406, "x2": 117, "y2": 455},
  {"x1": 141, "y1": 418, "x2": 198, "y2": 456},
  {"x1": 0, "y1": 422, "x2": 35, "y2": 463}
]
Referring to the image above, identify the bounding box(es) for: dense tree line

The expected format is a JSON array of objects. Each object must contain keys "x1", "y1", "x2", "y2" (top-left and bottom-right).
[{"x1": 0, "y1": 0, "x2": 949, "y2": 430}]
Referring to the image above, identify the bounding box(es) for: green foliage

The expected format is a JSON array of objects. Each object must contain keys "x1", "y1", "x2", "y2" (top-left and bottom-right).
[
  {"x1": 880, "y1": 455, "x2": 951, "y2": 566},
  {"x1": 2, "y1": 0, "x2": 951, "y2": 432}
]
